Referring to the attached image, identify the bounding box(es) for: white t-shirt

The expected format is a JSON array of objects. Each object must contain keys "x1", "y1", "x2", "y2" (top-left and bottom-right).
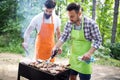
[{"x1": 24, "y1": 12, "x2": 61, "y2": 43}]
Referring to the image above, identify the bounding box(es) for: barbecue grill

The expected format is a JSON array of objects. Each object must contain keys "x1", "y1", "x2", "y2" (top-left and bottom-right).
[{"x1": 17, "y1": 62, "x2": 70, "y2": 80}]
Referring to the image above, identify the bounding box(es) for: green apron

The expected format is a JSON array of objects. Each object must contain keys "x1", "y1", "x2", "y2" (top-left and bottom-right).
[{"x1": 69, "y1": 17, "x2": 92, "y2": 74}]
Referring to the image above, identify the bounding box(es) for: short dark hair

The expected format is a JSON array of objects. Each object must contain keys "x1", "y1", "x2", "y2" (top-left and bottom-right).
[
  {"x1": 66, "y1": 3, "x2": 82, "y2": 13},
  {"x1": 44, "y1": 0, "x2": 56, "y2": 9}
]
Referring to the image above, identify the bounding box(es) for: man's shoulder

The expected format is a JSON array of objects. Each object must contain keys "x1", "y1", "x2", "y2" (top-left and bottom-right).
[
  {"x1": 32, "y1": 12, "x2": 43, "y2": 20},
  {"x1": 53, "y1": 14, "x2": 60, "y2": 20},
  {"x1": 84, "y1": 16, "x2": 96, "y2": 24},
  {"x1": 84, "y1": 16, "x2": 93, "y2": 21},
  {"x1": 64, "y1": 21, "x2": 73, "y2": 28}
]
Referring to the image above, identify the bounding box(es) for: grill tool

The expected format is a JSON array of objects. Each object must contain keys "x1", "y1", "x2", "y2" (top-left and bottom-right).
[{"x1": 46, "y1": 49, "x2": 58, "y2": 64}]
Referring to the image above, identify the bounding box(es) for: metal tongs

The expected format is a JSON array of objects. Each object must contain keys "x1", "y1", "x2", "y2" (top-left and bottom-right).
[{"x1": 46, "y1": 48, "x2": 58, "y2": 64}]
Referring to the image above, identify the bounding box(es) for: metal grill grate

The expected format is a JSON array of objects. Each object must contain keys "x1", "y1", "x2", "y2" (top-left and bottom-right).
[{"x1": 17, "y1": 63, "x2": 70, "y2": 80}]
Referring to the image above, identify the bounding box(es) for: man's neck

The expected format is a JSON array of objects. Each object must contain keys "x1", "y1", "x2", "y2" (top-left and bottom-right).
[
  {"x1": 75, "y1": 15, "x2": 82, "y2": 26},
  {"x1": 75, "y1": 21, "x2": 80, "y2": 26}
]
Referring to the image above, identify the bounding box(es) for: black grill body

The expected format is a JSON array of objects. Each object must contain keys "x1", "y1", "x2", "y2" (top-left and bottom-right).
[{"x1": 17, "y1": 63, "x2": 70, "y2": 80}]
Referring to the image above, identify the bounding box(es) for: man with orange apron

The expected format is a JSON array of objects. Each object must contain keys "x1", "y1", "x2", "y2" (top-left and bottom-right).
[
  {"x1": 35, "y1": 16, "x2": 56, "y2": 62},
  {"x1": 22, "y1": 0, "x2": 61, "y2": 62},
  {"x1": 52, "y1": 3, "x2": 102, "y2": 80}
]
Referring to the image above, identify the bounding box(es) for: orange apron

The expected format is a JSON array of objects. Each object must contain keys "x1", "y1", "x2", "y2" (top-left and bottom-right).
[{"x1": 35, "y1": 16, "x2": 55, "y2": 62}]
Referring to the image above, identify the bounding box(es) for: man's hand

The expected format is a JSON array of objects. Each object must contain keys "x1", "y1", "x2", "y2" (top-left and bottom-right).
[
  {"x1": 82, "y1": 52, "x2": 92, "y2": 61},
  {"x1": 22, "y1": 42, "x2": 28, "y2": 49},
  {"x1": 51, "y1": 47, "x2": 62, "y2": 58},
  {"x1": 82, "y1": 47, "x2": 96, "y2": 61},
  {"x1": 52, "y1": 40, "x2": 64, "y2": 57},
  {"x1": 57, "y1": 48, "x2": 62, "y2": 54},
  {"x1": 51, "y1": 47, "x2": 58, "y2": 58}
]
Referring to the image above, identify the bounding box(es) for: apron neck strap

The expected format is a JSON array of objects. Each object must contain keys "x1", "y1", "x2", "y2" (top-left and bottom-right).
[
  {"x1": 81, "y1": 16, "x2": 84, "y2": 29},
  {"x1": 72, "y1": 16, "x2": 84, "y2": 30}
]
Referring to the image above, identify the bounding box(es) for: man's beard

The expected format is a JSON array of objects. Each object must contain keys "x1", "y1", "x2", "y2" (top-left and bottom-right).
[
  {"x1": 71, "y1": 18, "x2": 80, "y2": 24},
  {"x1": 44, "y1": 12, "x2": 51, "y2": 19}
]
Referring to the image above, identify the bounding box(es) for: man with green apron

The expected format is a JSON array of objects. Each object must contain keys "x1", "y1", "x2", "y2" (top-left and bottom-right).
[{"x1": 52, "y1": 3, "x2": 102, "y2": 80}]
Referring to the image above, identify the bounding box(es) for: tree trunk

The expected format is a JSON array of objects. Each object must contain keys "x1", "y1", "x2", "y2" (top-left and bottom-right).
[
  {"x1": 92, "y1": 0, "x2": 96, "y2": 20},
  {"x1": 111, "y1": 0, "x2": 119, "y2": 43}
]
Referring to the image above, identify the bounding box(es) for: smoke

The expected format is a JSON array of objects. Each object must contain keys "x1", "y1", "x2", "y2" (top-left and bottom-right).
[{"x1": 17, "y1": 0, "x2": 46, "y2": 59}]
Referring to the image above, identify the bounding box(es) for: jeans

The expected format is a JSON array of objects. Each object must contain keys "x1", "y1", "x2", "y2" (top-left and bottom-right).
[{"x1": 70, "y1": 69, "x2": 91, "y2": 80}]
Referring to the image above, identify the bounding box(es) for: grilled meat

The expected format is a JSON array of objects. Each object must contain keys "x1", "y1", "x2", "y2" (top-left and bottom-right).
[{"x1": 29, "y1": 61, "x2": 69, "y2": 74}]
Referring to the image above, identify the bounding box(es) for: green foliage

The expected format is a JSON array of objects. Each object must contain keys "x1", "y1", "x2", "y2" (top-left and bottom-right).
[
  {"x1": 96, "y1": 0, "x2": 114, "y2": 44},
  {"x1": 0, "y1": 23, "x2": 23, "y2": 53},
  {"x1": 116, "y1": 16, "x2": 120, "y2": 42},
  {"x1": 81, "y1": 0, "x2": 92, "y2": 17},
  {"x1": 59, "y1": 40, "x2": 71, "y2": 58},
  {"x1": 110, "y1": 43, "x2": 120, "y2": 60},
  {"x1": 0, "y1": 0, "x2": 17, "y2": 34},
  {"x1": 94, "y1": 46, "x2": 111, "y2": 59},
  {"x1": 94, "y1": 43, "x2": 120, "y2": 67},
  {"x1": 0, "y1": 0, "x2": 23, "y2": 53},
  {"x1": 99, "y1": 46, "x2": 111, "y2": 56},
  {"x1": 95, "y1": 57, "x2": 120, "y2": 67},
  {"x1": 94, "y1": 42, "x2": 120, "y2": 60}
]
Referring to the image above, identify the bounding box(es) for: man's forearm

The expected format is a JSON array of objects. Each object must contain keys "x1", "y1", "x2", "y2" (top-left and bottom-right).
[
  {"x1": 56, "y1": 27, "x2": 61, "y2": 40},
  {"x1": 54, "y1": 40, "x2": 64, "y2": 49},
  {"x1": 88, "y1": 47, "x2": 96, "y2": 55},
  {"x1": 56, "y1": 32, "x2": 60, "y2": 40},
  {"x1": 82, "y1": 46, "x2": 96, "y2": 60}
]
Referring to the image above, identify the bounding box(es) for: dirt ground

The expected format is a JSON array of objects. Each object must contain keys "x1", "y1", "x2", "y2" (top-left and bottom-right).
[{"x1": 0, "y1": 53, "x2": 120, "y2": 80}]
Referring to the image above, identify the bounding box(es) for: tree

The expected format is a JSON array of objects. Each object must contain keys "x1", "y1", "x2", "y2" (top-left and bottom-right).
[
  {"x1": 96, "y1": 0, "x2": 114, "y2": 45},
  {"x1": 111, "y1": 0, "x2": 120, "y2": 43},
  {"x1": 0, "y1": 0, "x2": 17, "y2": 34},
  {"x1": 92, "y1": 0, "x2": 96, "y2": 20}
]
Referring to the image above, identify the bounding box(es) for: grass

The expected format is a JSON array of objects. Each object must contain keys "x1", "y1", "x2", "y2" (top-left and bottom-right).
[
  {"x1": 95, "y1": 57, "x2": 120, "y2": 67},
  {"x1": 0, "y1": 45, "x2": 24, "y2": 54},
  {"x1": 59, "y1": 53, "x2": 120, "y2": 67}
]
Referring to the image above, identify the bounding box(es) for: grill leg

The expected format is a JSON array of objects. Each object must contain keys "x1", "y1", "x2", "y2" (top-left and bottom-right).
[
  {"x1": 66, "y1": 70, "x2": 70, "y2": 80},
  {"x1": 17, "y1": 63, "x2": 20, "y2": 80},
  {"x1": 17, "y1": 73, "x2": 20, "y2": 80}
]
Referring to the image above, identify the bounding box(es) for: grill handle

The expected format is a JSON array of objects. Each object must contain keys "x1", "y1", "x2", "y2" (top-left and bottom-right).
[{"x1": 51, "y1": 48, "x2": 58, "y2": 59}]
